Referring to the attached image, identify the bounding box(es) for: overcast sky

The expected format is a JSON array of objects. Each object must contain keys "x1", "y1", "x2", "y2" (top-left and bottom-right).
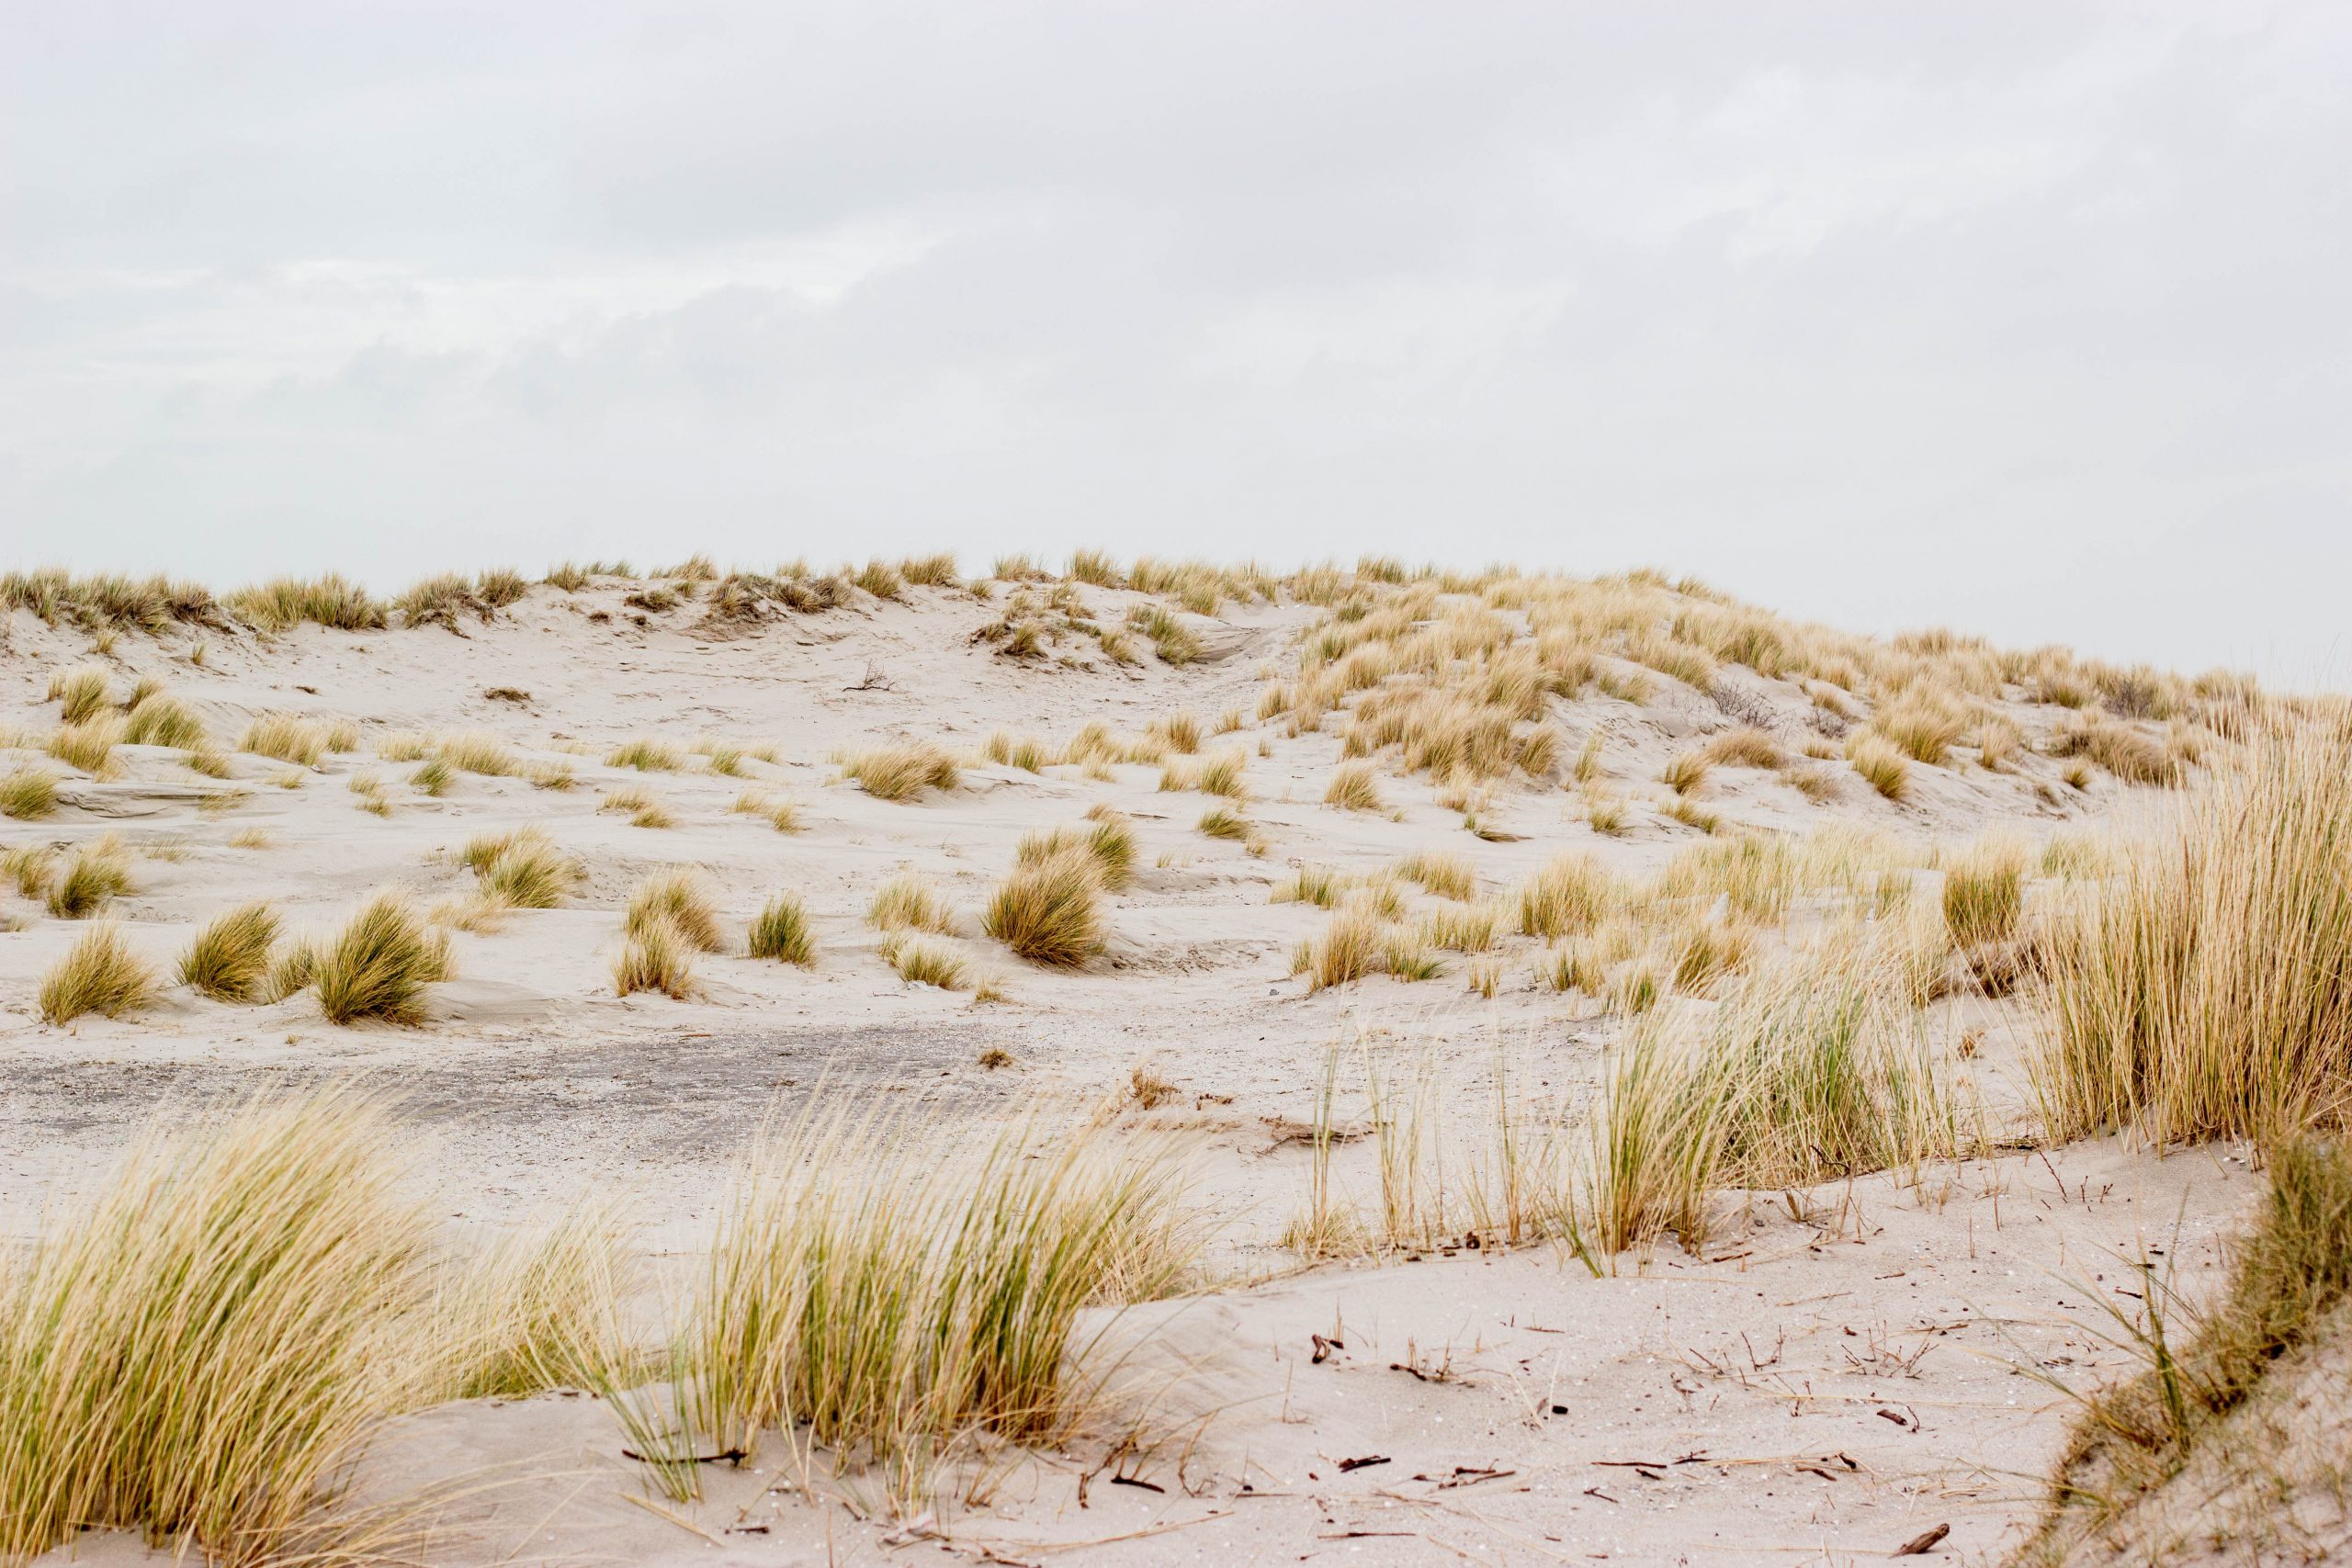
[{"x1": 5, "y1": 2, "x2": 2347, "y2": 682}]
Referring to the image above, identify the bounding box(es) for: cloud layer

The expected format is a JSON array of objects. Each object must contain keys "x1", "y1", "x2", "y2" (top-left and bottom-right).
[{"x1": 5, "y1": 1, "x2": 2347, "y2": 680}]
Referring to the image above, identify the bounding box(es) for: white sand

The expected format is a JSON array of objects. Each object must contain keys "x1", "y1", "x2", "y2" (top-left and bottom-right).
[{"x1": 0, "y1": 579, "x2": 2247, "y2": 1564}]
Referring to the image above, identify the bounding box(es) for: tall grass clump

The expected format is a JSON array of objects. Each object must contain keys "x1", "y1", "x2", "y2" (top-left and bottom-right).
[
  {"x1": 605, "y1": 737, "x2": 684, "y2": 772},
  {"x1": 121, "y1": 692, "x2": 208, "y2": 750},
  {"x1": 1847, "y1": 732, "x2": 1911, "y2": 800},
  {"x1": 984, "y1": 848, "x2": 1103, "y2": 967},
  {"x1": 2036, "y1": 723, "x2": 2352, "y2": 1143},
  {"x1": 462, "y1": 827, "x2": 577, "y2": 910},
  {"x1": 1941, "y1": 832, "x2": 2029, "y2": 947},
  {"x1": 0, "y1": 765, "x2": 58, "y2": 820},
  {"x1": 241, "y1": 713, "x2": 327, "y2": 768},
  {"x1": 38, "y1": 924, "x2": 157, "y2": 1024},
  {"x1": 749, "y1": 894, "x2": 816, "y2": 965},
  {"x1": 1324, "y1": 761, "x2": 1383, "y2": 812},
  {"x1": 47, "y1": 836, "x2": 131, "y2": 918},
  {"x1": 47, "y1": 663, "x2": 112, "y2": 725},
  {"x1": 614, "y1": 916, "x2": 698, "y2": 999},
  {"x1": 47, "y1": 716, "x2": 124, "y2": 779},
  {"x1": 1583, "y1": 933, "x2": 1955, "y2": 1255},
  {"x1": 627, "y1": 869, "x2": 726, "y2": 953},
  {"x1": 863, "y1": 874, "x2": 954, "y2": 937},
  {"x1": 842, "y1": 742, "x2": 959, "y2": 801},
  {"x1": 314, "y1": 891, "x2": 450, "y2": 1025},
  {"x1": 1515, "y1": 852, "x2": 1618, "y2": 939},
  {"x1": 1017, "y1": 810, "x2": 1135, "y2": 892},
  {"x1": 177, "y1": 901, "x2": 282, "y2": 1001},
  {"x1": 226, "y1": 574, "x2": 385, "y2": 631},
  {"x1": 0, "y1": 1094, "x2": 432, "y2": 1562},
  {"x1": 609, "y1": 1100, "x2": 1194, "y2": 1507},
  {"x1": 438, "y1": 730, "x2": 517, "y2": 776}
]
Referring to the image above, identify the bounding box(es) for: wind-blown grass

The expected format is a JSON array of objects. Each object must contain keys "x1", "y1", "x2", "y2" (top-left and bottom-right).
[
  {"x1": 47, "y1": 836, "x2": 131, "y2": 918},
  {"x1": 242, "y1": 713, "x2": 327, "y2": 768},
  {"x1": 177, "y1": 901, "x2": 281, "y2": 1001},
  {"x1": 842, "y1": 742, "x2": 959, "y2": 801},
  {"x1": 984, "y1": 848, "x2": 1103, "y2": 966},
  {"x1": 39, "y1": 924, "x2": 157, "y2": 1024},
  {"x1": 749, "y1": 895, "x2": 815, "y2": 965},
  {"x1": 0, "y1": 766, "x2": 58, "y2": 820},
  {"x1": 314, "y1": 891, "x2": 450, "y2": 1025},
  {"x1": 605, "y1": 1099, "x2": 1195, "y2": 1508},
  {"x1": 2036, "y1": 722, "x2": 2352, "y2": 1143},
  {"x1": 627, "y1": 868, "x2": 725, "y2": 953},
  {"x1": 0, "y1": 1095, "x2": 435, "y2": 1562}
]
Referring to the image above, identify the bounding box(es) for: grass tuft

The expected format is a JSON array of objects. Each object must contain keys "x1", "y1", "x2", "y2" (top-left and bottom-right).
[
  {"x1": 177, "y1": 901, "x2": 282, "y2": 1001},
  {"x1": 749, "y1": 895, "x2": 816, "y2": 965},
  {"x1": 1, "y1": 765, "x2": 59, "y2": 820},
  {"x1": 842, "y1": 742, "x2": 959, "y2": 801},
  {"x1": 314, "y1": 891, "x2": 450, "y2": 1025},
  {"x1": 626, "y1": 868, "x2": 725, "y2": 953},
  {"x1": 38, "y1": 923, "x2": 156, "y2": 1024},
  {"x1": 984, "y1": 848, "x2": 1103, "y2": 967}
]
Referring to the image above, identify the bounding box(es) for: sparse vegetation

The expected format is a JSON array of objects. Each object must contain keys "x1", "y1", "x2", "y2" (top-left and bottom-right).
[
  {"x1": 1324, "y1": 761, "x2": 1384, "y2": 812},
  {"x1": 241, "y1": 713, "x2": 327, "y2": 768}
]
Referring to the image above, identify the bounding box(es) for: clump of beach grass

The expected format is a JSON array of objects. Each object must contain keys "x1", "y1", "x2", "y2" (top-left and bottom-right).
[
  {"x1": 121, "y1": 692, "x2": 207, "y2": 750},
  {"x1": 625, "y1": 868, "x2": 724, "y2": 955},
  {"x1": 313, "y1": 891, "x2": 450, "y2": 1025},
  {"x1": 984, "y1": 848, "x2": 1103, "y2": 967},
  {"x1": 614, "y1": 916, "x2": 697, "y2": 998},
  {"x1": 868, "y1": 873, "x2": 959, "y2": 936},
  {"x1": 47, "y1": 716, "x2": 125, "y2": 779},
  {"x1": 841, "y1": 742, "x2": 959, "y2": 801},
  {"x1": 0, "y1": 1093, "x2": 438, "y2": 1562},
  {"x1": 177, "y1": 901, "x2": 281, "y2": 1001},
  {"x1": 1324, "y1": 761, "x2": 1384, "y2": 812},
  {"x1": 38, "y1": 923, "x2": 156, "y2": 1024},
  {"x1": 1018, "y1": 811, "x2": 1135, "y2": 892},
  {"x1": 1515, "y1": 852, "x2": 1618, "y2": 939},
  {"x1": 880, "y1": 933, "x2": 968, "y2": 988},
  {"x1": 1941, "y1": 832, "x2": 2029, "y2": 948},
  {"x1": 47, "y1": 836, "x2": 131, "y2": 918},
  {"x1": 748, "y1": 895, "x2": 815, "y2": 965},
  {"x1": 1, "y1": 765, "x2": 58, "y2": 820},
  {"x1": 241, "y1": 713, "x2": 327, "y2": 768},
  {"x1": 464, "y1": 827, "x2": 578, "y2": 910},
  {"x1": 2035, "y1": 723, "x2": 2352, "y2": 1143},
  {"x1": 48, "y1": 663, "x2": 113, "y2": 725},
  {"x1": 606, "y1": 737, "x2": 685, "y2": 773},
  {"x1": 599, "y1": 786, "x2": 673, "y2": 829},
  {"x1": 729, "y1": 789, "x2": 800, "y2": 832},
  {"x1": 438, "y1": 730, "x2": 517, "y2": 776},
  {"x1": 1847, "y1": 733, "x2": 1911, "y2": 800}
]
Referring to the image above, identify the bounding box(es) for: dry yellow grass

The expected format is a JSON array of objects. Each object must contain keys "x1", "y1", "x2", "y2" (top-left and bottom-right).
[
  {"x1": 598, "y1": 785, "x2": 673, "y2": 828},
  {"x1": 47, "y1": 716, "x2": 125, "y2": 779},
  {"x1": 1516, "y1": 852, "x2": 1618, "y2": 938},
  {"x1": 0, "y1": 765, "x2": 58, "y2": 820},
  {"x1": 984, "y1": 848, "x2": 1103, "y2": 967},
  {"x1": 748, "y1": 894, "x2": 815, "y2": 965},
  {"x1": 120, "y1": 692, "x2": 207, "y2": 750},
  {"x1": 841, "y1": 741, "x2": 959, "y2": 800},
  {"x1": 1847, "y1": 732, "x2": 1911, "y2": 799},
  {"x1": 626, "y1": 868, "x2": 725, "y2": 953},
  {"x1": 38, "y1": 923, "x2": 156, "y2": 1024},
  {"x1": 176, "y1": 901, "x2": 281, "y2": 1001},
  {"x1": 0, "y1": 1093, "x2": 427, "y2": 1562},
  {"x1": 880, "y1": 932, "x2": 968, "y2": 988},
  {"x1": 2037, "y1": 723, "x2": 2352, "y2": 1143},
  {"x1": 438, "y1": 729, "x2": 517, "y2": 776},
  {"x1": 1324, "y1": 761, "x2": 1384, "y2": 812},
  {"x1": 240, "y1": 713, "x2": 326, "y2": 768},
  {"x1": 314, "y1": 891, "x2": 450, "y2": 1024},
  {"x1": 868, "y1": 873, "x2": 959, "y2": 936},
  {"x1": 1941, "y1": 832, "x2": 2029, "y2": 947},
  {"x1": 605, "y1": 737, "x2": 685, "y2": 772},
  {"x1": 47, "y1": 836, "x2": 131, "y2": 918},
  {"x1": 615, "y1": 915, "x2": 697, "y2": 998}
]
